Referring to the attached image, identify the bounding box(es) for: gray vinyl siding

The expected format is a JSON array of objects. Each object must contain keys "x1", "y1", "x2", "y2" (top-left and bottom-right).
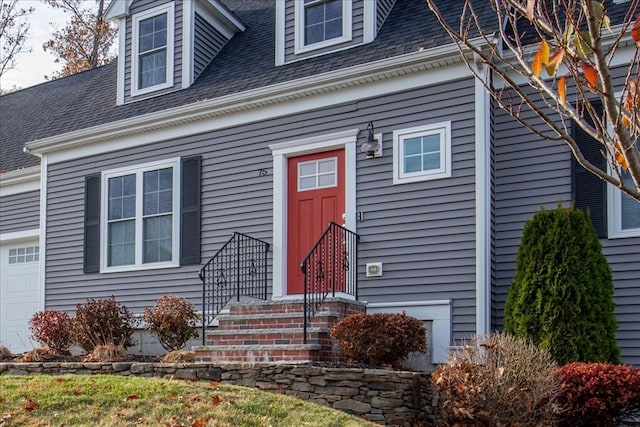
[
  {"x1": 355, "y1": 79, "x2": 478, "y2": 341},
  {"x1": 123, "y1": 0, "x2": 183, "y2": 104},
  {"x1": 376, "y1": 0, "x2": 395, "y2": 30},
  {"x1": 0, "y1": 190, "x2": 40, "y2": 234},
  {"x1": 193, "y1": 13, "x2": 229, "y2": 80},
  {"x1": 284, "y1": 0, "x2": 365, "y2": 63},
  {"x1": 44, "y1": 78, "x2": 478, "y2": 342},
  {"x1": 493, "y1": 68, "x2": 640, "y2": 365}
]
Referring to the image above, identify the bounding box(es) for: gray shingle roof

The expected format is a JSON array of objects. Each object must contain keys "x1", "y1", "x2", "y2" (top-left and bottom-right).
[
  {"x1": 2, "y1": 0, "x2": 496, "y2": 173},
  {"x1": 11, "y1": 0, "x2": 631, "y2": 173}
]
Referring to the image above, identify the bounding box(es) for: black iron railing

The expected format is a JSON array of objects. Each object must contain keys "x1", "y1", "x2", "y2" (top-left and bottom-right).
[
  {"x1": 300, "y1": 222, "x2": 359, "y2": 343},
  {"x1": 198, "y1": 232, "x2": 269, "y2": 344}
]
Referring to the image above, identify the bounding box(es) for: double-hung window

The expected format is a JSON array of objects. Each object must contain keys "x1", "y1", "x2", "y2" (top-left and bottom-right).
[
  {"x1": 295, "y1": 0, "x2": 352, "y2": 53},
  {"x1": 393, "y1": 122, "x2": 452, "y2": 184},
  {"x1": 132, "y1": 3, "x2": 174, "y2": 95},
  {"x1": 102, "y1": 159, "x2": 180, "y2": 271}
]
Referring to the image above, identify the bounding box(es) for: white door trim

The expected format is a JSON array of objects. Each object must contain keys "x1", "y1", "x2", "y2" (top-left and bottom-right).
[{"x1": 269, "y1": 128, "x2": 358, "y2": 299}]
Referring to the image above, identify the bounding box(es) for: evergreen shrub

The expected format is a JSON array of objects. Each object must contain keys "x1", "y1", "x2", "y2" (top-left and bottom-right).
[{"x1": 504, "y1": 205, "x2": 619, "y2": 364}]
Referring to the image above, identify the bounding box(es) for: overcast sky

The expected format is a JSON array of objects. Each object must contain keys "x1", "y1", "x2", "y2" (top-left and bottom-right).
[{"x1": 1, "y1": 1, "x2": 85, "y2": 91}]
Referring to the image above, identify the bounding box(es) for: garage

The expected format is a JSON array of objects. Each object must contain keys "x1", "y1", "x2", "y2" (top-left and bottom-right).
[{"x1": 0, "y1": 240, "x2": 40, "y2": 353}]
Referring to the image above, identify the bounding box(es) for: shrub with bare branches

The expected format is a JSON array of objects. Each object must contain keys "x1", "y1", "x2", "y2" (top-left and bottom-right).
[{"x1": 432, "y1": 332, "x2": 562, "y2": 426}]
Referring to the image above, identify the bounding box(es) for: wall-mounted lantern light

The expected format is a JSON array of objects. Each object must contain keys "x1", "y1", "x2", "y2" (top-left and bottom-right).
[{"x1": 360, "y1": 121, "x2": 382, "y2": 158}]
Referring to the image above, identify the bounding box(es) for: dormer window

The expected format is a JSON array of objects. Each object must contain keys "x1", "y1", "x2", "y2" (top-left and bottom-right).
[
  {"x1": 131, "y1": 3, "x2": 174, "y2": 96},
  {"x1": 295, "y1": 0, "x2": 352, "y2": 54}
]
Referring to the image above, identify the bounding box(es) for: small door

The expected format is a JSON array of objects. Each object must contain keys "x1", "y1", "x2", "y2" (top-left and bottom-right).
[
  {"x1": 287, "y1": 149, "x2": 345, "y2": 295},
  {"x1": 0, "y1": 241, "x2": 40, "y2": 353}
]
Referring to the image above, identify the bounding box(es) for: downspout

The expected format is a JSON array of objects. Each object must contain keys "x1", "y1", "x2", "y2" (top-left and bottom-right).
[{"x1": 474, "y1": 56, "x2": 492, "y2": 335}]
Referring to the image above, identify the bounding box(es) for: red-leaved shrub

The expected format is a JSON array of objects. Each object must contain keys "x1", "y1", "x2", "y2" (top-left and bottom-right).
[
  {"x1": 557, "y1": 362, "x2": 640, "y2": 426},
  {"x1": 29, "y1": 310, "x2": 73, "y2": 354},
  {"x1": 330, "y1": 312, "x2": 425, "y2": 367},
  {"x1": 72, "y1": 297, "x2": 137, "y2": 353},
  {"x1": 143, "y1": 295, "x2": 200, "y2": 351}
]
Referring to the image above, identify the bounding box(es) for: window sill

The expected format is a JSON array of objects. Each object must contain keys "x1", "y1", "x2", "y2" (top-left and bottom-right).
[{"x1": 100, "y1": 261, "x2": 180, "y2": 274}]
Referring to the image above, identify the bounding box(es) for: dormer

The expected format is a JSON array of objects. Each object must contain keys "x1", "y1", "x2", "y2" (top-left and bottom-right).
[
  {"x1": 105, "y1": 0, "x2": 245, "y2": 105},
  {"x1": 275, "y1": 0, "x2": 397, "y2": 65}
]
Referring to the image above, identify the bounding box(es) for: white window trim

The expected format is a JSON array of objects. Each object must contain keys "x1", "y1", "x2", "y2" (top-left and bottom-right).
[
  {"x1": 606, "y1": 93, "x2": 639, "y2": 239},
  {"x1": 607, "y1": 172, "x2": 640, "y2": 238},
  {"x1": 100, "y1": 158, "x2": 181, "y2": 273},
  {"x1": 393, "y1": 121, "x2": 452, "y2": 184},
  {"x1": 294, "y1": 0, "x2": 352, "y2": 55},
  {"x1": 131, "y1": 3, "x2": 175, "y2": 97}
]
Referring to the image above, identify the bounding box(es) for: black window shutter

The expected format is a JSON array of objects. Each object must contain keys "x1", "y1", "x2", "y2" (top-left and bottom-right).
[
  {"x1": 181, "y1": 155, "x2": 202, "y2": 265},
  {"x1": 84, "y1": 173, "x2": 101, "y2": 273},
  {"x1": 572, "y1": 103, "x2": 607, "y2": 238}
]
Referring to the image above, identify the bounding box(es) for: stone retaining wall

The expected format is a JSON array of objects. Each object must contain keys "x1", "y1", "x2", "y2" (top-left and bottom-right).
[{"x1": 0, "y1": 362, "x2": 437, "y2": 426}]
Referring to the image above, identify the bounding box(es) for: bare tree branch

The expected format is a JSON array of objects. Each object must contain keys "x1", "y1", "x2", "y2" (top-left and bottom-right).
[
  {"x1": 0, "y1": 0, "x2": 34, "y2": 78},
  {"x1": 426, "y1": 0, "x2": 640, "y2": 202}
]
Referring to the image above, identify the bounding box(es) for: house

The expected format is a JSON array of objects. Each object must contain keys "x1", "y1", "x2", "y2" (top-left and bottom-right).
[{"x1": 0, "y1": 0, "x2": 638, "y2": 366}]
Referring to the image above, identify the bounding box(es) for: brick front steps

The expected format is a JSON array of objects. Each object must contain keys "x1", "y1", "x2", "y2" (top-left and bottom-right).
[{"x1": 194, "y1": 297, "x2": 366, "y2": 364}]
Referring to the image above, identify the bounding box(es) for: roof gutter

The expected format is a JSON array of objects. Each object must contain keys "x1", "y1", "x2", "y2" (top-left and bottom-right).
[{"x1": 24, "y1": 38, "x2": 486, "y2": 157}]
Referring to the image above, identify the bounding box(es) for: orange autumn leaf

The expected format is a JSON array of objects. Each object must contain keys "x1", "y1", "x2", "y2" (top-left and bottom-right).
[
  {"x1": 581, "y1": 63, "x2": 598, "y2": 90},
  {"x1": 631, "y1": 14, "x2": 640, "y2": 47},
  {"x1": 614, "y1": 140, "x2": 630, "y2": 171},
  {"x1": 125, "y1": 394, "x2": 139, "y2": 401},
  {"x1": 192, "y1": 418, "x2": 208, "y2": 427},
  {"x1": 558, "y1": 76, "x2": 567, "y2": 105},
  {"x1": 532, "y1": 39, "x2": 550, "y2": 77},
  {"x1": 211, "y1": 395, "x2": 222, "y2": 406},
  {"x1": 546, "y1": 49, "x2": 565, "y2": 76},
  {"x1": 22, "y1": 398, "x2": 38, "y2": 412}
]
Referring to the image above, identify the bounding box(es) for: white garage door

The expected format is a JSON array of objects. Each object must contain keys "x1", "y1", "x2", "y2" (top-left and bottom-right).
[{"x1": 0, "y1": 242, "x2": 40, "y2": 353}]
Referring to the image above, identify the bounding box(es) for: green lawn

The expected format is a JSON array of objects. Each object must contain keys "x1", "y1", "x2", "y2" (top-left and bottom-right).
[{"x1": 0, "y1": 375, "x2": 376, "y2": 427}]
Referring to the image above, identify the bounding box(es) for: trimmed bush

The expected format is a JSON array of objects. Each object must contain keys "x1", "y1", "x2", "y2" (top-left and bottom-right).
[
  {"x1": 557, "y1": 362, "x2": 640, "y2": 426},
  {"x1": 28, "y1": 310, "x2": 73, "y2": 354},
  {"x1": 504, "y1": 205, "x2": 619, "y2": 364},
  {"x1": 432, "y1": 332, "x2": 562, "y2": 426},
  {"x1": 143, "y1": 295, "x2": 200, "y2": 351},
  {"x1": 330, "y1": 312, "x2": 425, "y2": 367},
  {"x1": 72, "y1": 297, "x2": 137, "y2": 352}
]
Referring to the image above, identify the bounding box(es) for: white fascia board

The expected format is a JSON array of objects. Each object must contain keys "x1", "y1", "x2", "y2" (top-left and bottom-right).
[
  {"x1": 0, "y1": 166, "x2": 41, "y2": 197},
  {"x1": 104, "y1": 0, "x2": 132, "y2": 20},
  {"x1": 24, "y1": 43, "x2": 478, "y2": 164},
  {"x1": 203, "y1": 0, "x2": 246, "y2": 33}
]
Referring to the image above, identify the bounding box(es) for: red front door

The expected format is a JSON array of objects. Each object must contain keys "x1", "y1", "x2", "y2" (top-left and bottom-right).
[{"x1": 287, "y1": 149, "x2": 345, "y2": 295}]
